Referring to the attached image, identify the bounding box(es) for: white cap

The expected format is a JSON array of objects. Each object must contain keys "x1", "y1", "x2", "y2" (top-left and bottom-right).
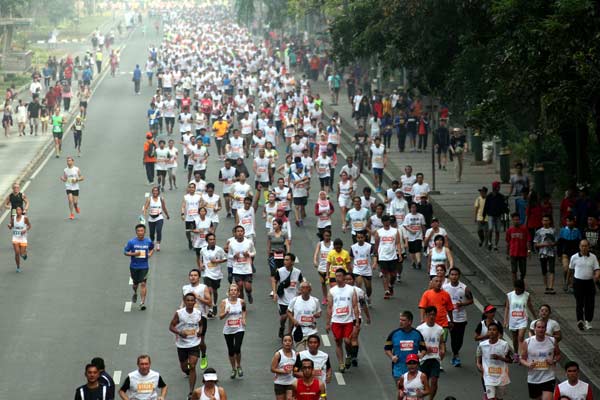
[{"x1": 203, "y1": 373, "x2": 218, "y2": 381}]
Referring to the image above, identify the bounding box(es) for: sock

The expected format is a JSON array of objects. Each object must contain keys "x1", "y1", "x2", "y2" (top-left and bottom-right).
[{"x1": 353, "y1": 345, "x2": 359, "y2": 358}]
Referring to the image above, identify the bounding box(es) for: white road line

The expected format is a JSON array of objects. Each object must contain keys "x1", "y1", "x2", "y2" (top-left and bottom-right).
[
  {"x1": 119, "y1": 333, "x2": 127, "y2": 345},
  {"x1": 113, "y1": 370, "x2": 122, "y2": 385},
  {"x1": 321, "y1": 334, "x2": 331, "y2": 347},
  {"x1": 129, "y1": 277, "x2": 133, "y2": 285},
  {"x1": 124, "y1": 301, "x2": 132, "y2": 312},
  {"x1": 334, "y1": 372, "x2": 346, "y2": 385},
  {"x1": 30, "y1": 150, "x2": 55, "y2": 180},
  {"x1": 21, "y1": 180, "x2": 31, "y2": 192},
  {"x1": 473, "y1": 297, "x2": 484, "y2": 312}
]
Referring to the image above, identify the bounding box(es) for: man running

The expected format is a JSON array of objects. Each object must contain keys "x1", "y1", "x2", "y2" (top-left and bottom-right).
[
  {"x1": 402, "y1": 202, "x2": 426, "y2": 270},
  {"x1": 350, "y1": 231, "x2": 374, "y2": 302},
  {"x1": 443, "y1": 267, "x2": 473, "y2": 367},
  {"x1": 273, "y1": 253, "x2": 303, "y2": 338},
  {"x1": 181, "y1": 183, "x2": 201, "y2": 250},
  {"x1": 224, "y1": 225, "x2": 256, "y2": 303},
  {"x1": 123, "y1": 224, "x2": 154, "y2": 310},
  {"x1": 119, "y1": 355, "x2": 167, "y2": 400},
  {"x1": 373, "y1": 215, "x2": 405, "y2": 299},
  {"x1": 294, "y1": 334, "x2": 332, "y2": 388},
  {"x1": 182, "y1": 269, "x2": 212, "y2": 369},
  {"x1": 74, "y1": 364, "x2": 107, "y2": 400},
  {"x1": 384, "y1": 310, "x2": 427, "y2": 383},
  {"x1": 292, "y1": 359, "x2": 326, "y2": 400},
  {"x1": 287, "y1": 282, "x2": 321, "y2": 351},
  {"x1": 199, "y1": 233, "x2": 227, "y2": 317},
  {"x1": 554, "y1": 361, "x2": 594, "y2": 400},
  {"x1": 60, "y1": 156, "x2": 84, "y2": 220},
  {"x1": 169, "y1": 292, "x2": 204, "y2": 398},
  {"x1": 476, "y1": 322, "x2": 512, "y2": 400},
  {"x1": 326, "y1": 268, "x2": 359, "y2": 373},
  {"x1": 417, "y1": 306, "x2": 446, "y2": 399}
]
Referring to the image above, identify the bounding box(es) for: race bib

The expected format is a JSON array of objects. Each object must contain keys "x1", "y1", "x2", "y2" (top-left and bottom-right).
[
  {"x1": 356, "y1": 259, "x2": 368, "y2": 266},
  {"x1": 352, "y1": 221, "x2": 365, "y2": 231},
  {"x1": 488, "y1": 366, "x2": 502, "y2": 376},
  {"x1": 335, "y1": 306, "x2": 349, "y2": 316},
  {"x1": 381, "y1": 237, "x2": 393, "y2": 243},
  {"x1": 227, "y1": 319, "x2": 241, "y2": 327},
  {"x1": 137, "y1": 383, "x2": 154, "y2": 394},
  {"x1": 283, "y1": 364, "x2": 294, "y2": 373},
  {"x1": 426, "y1": 346, "x2": 439, "y2": 354},
  {"x1": 241, "y1": 218, "x2": 252, "y2": 225},
  {"x1": 257, "y1": 167, "x2": 267, "y2": 174},
  {"x1": 182, "y1": 328, "x2": 197, "y2": 336},
  {"x1": 135, "y1": 250, "x2": 146, "y2": 258},
  {"x1": 532, "y1": 360, "x2": 549, "y2": 370},
  {"x1": 274, "y1": 252, "x2": 284, "y2": 260},
  {"x1": 300, "y1": 315, "x2": 314, "y2": 323},
  {"x1": 511, "y1": 310, "x2": 525, "y2": 318},
  {"x1": 400, "y1": 341, "x2": 414, "y2": 351}
]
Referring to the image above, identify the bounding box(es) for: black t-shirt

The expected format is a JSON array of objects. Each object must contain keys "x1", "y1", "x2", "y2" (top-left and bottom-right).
[
  {"x1": 74, "y1": 384, "x2": 106, "y2": 400},
  {"x1": 27, "y1": 102, "x2": 42, "y2": 118}
]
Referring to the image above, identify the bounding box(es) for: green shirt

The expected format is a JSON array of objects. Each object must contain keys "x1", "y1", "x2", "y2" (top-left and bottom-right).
[{"x1": 51, "y1": 115, "x2": 63, "y2": 133}]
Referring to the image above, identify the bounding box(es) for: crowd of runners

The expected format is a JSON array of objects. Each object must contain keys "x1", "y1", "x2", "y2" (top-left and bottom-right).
[{"x1": 3, "y1": 4, "x2": 596, "y2": 400}]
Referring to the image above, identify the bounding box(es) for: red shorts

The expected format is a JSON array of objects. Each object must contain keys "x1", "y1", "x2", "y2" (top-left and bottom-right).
[{"x1": 331, "y1": 322, "x2": 354, "y2": 340}]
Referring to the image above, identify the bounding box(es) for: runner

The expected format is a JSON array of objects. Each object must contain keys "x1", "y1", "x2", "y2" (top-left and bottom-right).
[
  {"x1": 165, "y1": 139, "x2": 178, "y2": 190},
  {"x1": 295, "y1": 334, "x2": 332, "y2": 390},
  {"x1": 397, "y1": 354, "x2": 430, "y2": 400},
  {"x1": 520, "y1": 320, "x2": 561, "y2": 400},
  {"x1": 236, "y1": 196, "x2": 256, "y2": 242},
  {"x1": 154, "y1": 140, "x2": 171, "y2": 191},
  {"x1": 326, "y1": 268, "x2": 359, "y2": 373},
  {"x1": 314, "y1": 191, "x2": 334, "y2": 239},
  {"x1": 315, "y1": 148, "x2": 334, "y2": 193},
  {"x1": 442, "y1": 267, "x2": 473, "y2": 367},
  {"x1": 182, "y1": 268, "x2": 212, "y2": 365},
  {"x1": 476, "y1": 322, "x2": 512, "y2": 400},
  {"x1": 345, "y1": 196, "x2": 370, "y2": 242},
  {"x1": 8, "y1": 206, "x2": 30, "y2": 273},
  {"x1": 219, "y1": 159, "x2": 237, "y2": 218},
  {"x1": 350, "y1": 230, "x2": 374, "y2": 302},
  {"x1": 51, "y1": 107, "x2": 65, "y2": 158},
  {"x1": 373, "y1": 215, "x2": 405, "y2": 299},
  {"x1": 529, "y1": 304, "x2": 561, "y2": 342},
  {"x1": 229, "y1": 172, "x2": 252, "y2": 218},
  {"x1": 428, "y1": 235, "x2": 454, "y2": 279},
  {"x1": 142, "y1": 186, "x2": 170, "y2": 251},
  {"x1": 182, "y1": 182, "x2": 202, "y2": 250},
  {"x1": 503, "y1": 279, "x2": 533, "y2": 363},
  {"x1": 474, "y1": 305, "x2": 504, "y2": 342},
  {"x1": 400, "y1": 166, "x2": 416, "y2": 204},
  {"x1": 344, "y1": 273, "x2": 371, "y2": 367},
  {"x1": 325, "y1": 238, "x2": 352, "y2": 287},
  {"x1": 224, "y1": 225, "x2": 256, "y2": 302},
  {"x1": 384, "y1": 310, "x2": 427, "y2": 383},
  {"x1": 74, "y1": 364, "x2": 107, "y2": 400},
  {"x1": 90, "y1": 357, "x2": 115, "y2": 400},
  {"x1": 219, "y1": 283, "x2": 246, "y2": 379},
  {"x1": 369, "y1": 136, "x2": 386, "y2": 192},
  {"x1": 268, "y1": 217, "x2": 291, "y2": 296},
  {"x1": 273, "y1": 253, "x2": 303, "y2": 338},
  {"x1": 123, "y1": 224, "x2": 154, "y2": 310},
  {"x1": 191, "y1": 368, "x2": 228, "y2": 400},
  {"x1": 287, "y1": 281, "x2": 321, "y2": 351},
  {"x1": 402, "y1": 203, "x2": 426, "y2": 270},
  {"x1": 554, "y1": 361, "x2": 593, "y2": 400},
  {"x1": 417, "y1": 306, "x2": 446, "y2": 400},
  {"x1": 388, "y1": 188, "x2": 409, "y2": 226},
  {"x1": 274, "y1": 178, "x2": 293, "y2": 217},
  {"x1": 271, "y1": 334, "x2": 297, "y2": 400},
  {"x1": 292, "y1": 358, "x2": 326, "y2": 400},
  {"x1": 4, "y1": 182, "x2": 30, "y2": 217},
  {"x1": 169, "y1": 292, "x2": 203, "y2": 397},
  {"x1": 337, "y1": 171, "x2": 353, "y2": 228},
  {"x1": 291, "y1": 163, "x2": 310, "y2": 226},
  {"x1": 72, "y1": 115, "x2": 84, "y2": 157},
  {"x1": 118, "y1": 355, "x2": 167, "y2": 400},
  {"x1": 60, "y1": 156, "x2": 84, "y2": 220},
  {"x1": 198, "y1": 233, "x2": 227, "y2": 318}
]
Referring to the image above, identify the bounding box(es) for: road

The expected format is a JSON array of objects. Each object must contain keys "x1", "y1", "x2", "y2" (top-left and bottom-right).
[{"x1": 0, "y1": 25, "x2": 530, "y2": 399}]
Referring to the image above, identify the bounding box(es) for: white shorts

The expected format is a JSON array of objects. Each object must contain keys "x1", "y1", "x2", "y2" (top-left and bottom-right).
[
  {"x1": 338, "y1": 196, "x2": 351, "y2": 209},
  {"x1": 485, "y1": 384, "x2": 507, "y2": 399}
]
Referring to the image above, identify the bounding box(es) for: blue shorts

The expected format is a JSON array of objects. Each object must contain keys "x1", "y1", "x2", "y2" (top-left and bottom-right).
[{"x1": 373, "y1": 168, "x2": 383, "y2": 176}]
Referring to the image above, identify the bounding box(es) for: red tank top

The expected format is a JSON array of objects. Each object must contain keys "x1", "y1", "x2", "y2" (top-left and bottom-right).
[{"x1": 296, "y1": 378, "x2": 320, "y2": 400}]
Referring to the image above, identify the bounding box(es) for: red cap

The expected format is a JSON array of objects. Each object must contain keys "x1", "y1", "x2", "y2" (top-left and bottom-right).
[
  {"x1": 146, "y1": 132, "x2": 153, "y2": 139},
  {"x1": 484, "y1": 305, "x2": 497, "y2": 313},
  {"x1": 492, "y1": 181, "x2": 501, "y2": 189},
  {"x1": 406, "y1": 354, "x2": 419, "y2": 363}
]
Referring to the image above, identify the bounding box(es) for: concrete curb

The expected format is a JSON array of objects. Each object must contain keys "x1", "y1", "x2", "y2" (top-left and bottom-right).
[{"x1": 319, "y1": 99, "x2": 600, "y2": 395}]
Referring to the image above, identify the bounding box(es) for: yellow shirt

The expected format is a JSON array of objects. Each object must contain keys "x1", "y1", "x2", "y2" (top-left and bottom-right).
[
  {"x1": 212, "y1": 120, "x2": 229, "y2": 138},
  {"x1": 326, "y1": 249, "x2": 351, "y2": 278},
  {"x1": 474, "y1": 196, "x2": 487, "y2": 222}
]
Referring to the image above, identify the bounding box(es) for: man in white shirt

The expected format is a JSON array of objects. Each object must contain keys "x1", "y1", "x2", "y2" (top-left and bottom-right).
[{"x1": 412, "y1": 172, "x2": 431, "y2": 203}]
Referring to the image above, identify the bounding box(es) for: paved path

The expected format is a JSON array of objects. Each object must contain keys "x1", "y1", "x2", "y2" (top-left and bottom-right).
[
  {"x1": 0, "y1": 21, "x2": 534, "y2": 399},
  {"x1": 306, "y1": 77, "x2": 600, "y2": 394}
]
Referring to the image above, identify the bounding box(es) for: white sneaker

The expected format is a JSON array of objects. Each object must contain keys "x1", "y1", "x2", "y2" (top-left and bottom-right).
[{"x1": 585, "y1": 321, "x2": 592, "y2": 330}]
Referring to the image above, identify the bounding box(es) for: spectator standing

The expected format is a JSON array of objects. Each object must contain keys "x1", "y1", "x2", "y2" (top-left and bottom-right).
[
  {"x1": 474, "y1": 187, "x2": 488, "y2": 247},
  {"x1": 568, "y1": 240, "x2": 600, "y2": 331}
]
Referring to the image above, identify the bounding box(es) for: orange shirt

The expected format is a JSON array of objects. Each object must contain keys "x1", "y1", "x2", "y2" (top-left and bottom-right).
[
  {"x1": 418, "y1": 289, "x2": 454, "y2": 327},
  {"x1": 213, "y1": 120, "x2": 229, "y2": 138},
  {"x1": 143, "y1": 140, "x2": 157, "y2": 163}
]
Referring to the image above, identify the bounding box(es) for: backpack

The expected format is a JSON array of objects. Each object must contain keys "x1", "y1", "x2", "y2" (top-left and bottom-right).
[{"x1": 147, "y1": 141, "x2": 156, "y2": 158}]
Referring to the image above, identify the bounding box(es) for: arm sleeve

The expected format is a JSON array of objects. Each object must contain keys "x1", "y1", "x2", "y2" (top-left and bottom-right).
[
  {"x1": 384, "y1": 331, "x2": 394, "y2": 351},
  {"x1": 119, "y1": 377, "x2": 131, "y2": 393},
  {"x1": 417, "y1": 331, "x2": 427, "y2": 352}
]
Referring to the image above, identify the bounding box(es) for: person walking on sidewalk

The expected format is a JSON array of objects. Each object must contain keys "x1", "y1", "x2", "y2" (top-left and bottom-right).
[
  {"x1": 558, "y1": 215, "x2": 582, "y2": 292},
  {"x1": 534, "y1": 216, "x2": 557, "y2": 294},
  {"x1": 474, "y1": 186, "x2": 489, "y2": 246},
  {"x1": 449, "y1": 128, "x2": 467, "y2": 183},
  {"x1": 434, "y1": 119, "x2": 450, "y2": 170},
  {"x1": 568, "y1": 239, "x2": 600, "y2": 331},
  {"x1": 483, "y1": 181, "x2": 508, "y2": 251},
  {"x1": 509, "y1": 162, "x2": 530, "y2": 210},
  {"x1": 143, "y1": 132, "x2": 157, "y2": 185},
  {"x1": 506, "y1": 212, "x2": 531, "y2": 284}
]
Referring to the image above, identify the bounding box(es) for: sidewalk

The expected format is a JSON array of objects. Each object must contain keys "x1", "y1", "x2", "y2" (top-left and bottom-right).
[
  {"x1": 308, "y1": 78, "x2": 600, "y2": 391},
  {"x1": 0, "y1": 18, "x2": 122, "y2": 204}
]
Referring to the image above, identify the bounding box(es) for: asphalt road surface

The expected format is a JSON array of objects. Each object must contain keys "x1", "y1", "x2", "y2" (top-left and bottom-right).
[{"x1": 0, "y1": 26, "x2": 530, "y2": 399}]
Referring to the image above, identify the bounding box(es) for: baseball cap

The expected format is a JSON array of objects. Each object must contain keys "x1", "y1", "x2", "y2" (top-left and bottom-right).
[
  {"x1": 406, "y1": 354, "x2": 419, "y2": 363},
  {"x1": 296, "y1": 163, "x2": 304, "y2": 169},
  {"x1": 479, "y1": 186, "x2": 488, "y2": 193},
  {"x1": 484, "y1": 305, "x2": 496, "y2": 313},
  {"x1": 145, "y1": 132, "x2": 153, "y2": 139},
  {"x1": 492, "y1": 181, "x2": 501, "y2": 189}
]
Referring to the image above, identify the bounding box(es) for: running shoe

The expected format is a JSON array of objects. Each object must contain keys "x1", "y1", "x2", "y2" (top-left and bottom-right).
[
  {"x1": 577, "y1": 320, "x2": 585, "y2": 331},
  {"x1": 21, "y1": 253, "x2": 27, "y2": 260},
  {"x1": 339, "y1": 364, "x2": 345, "y2": 373},
  {"x1": 200, "y1": 356, "x2": 208, "y2": 370},
  {"x1": 156, "y1": 243, "x2": 160, "y2": 252},
  {"x1": 345, "y1": 356, "x2": 352, "y2": 369},
  {"x1": 237, "y1": 366, "x2": 243, "y2": 377},
  {"x1": 75, "y1": 206, "x2": 80, "y2": 214},
  {"x1": 454, "y1": 357, "x2": 461, "y2": 367},
  {"x1": 321, "y1": 298, "x2": 327, "y2": 305},
  {"x1": 131, "y1": 293, "x2": 137, "y2": 303},
  {"x1": 351, "y1": 358, "x2": 358, "y2": 367},
  {"x1": 16, "y1": 267, "x2": 21, "y2": 273},
  {"x1": 140, "y1": 303, "x2": 146, "y2": 310},
  {"x1": 269, "y1": 290, "x2": 274, "y2": 298},
  {"x1": 230, "y1": 368, "x2": 237, "y2": 379},
  {"x1": 69, "y1": 213, "x2": 75, "y2": 220},
  {"x1": 389, "y1": 285, "x2": 394, "y2": 295},
  {"x1": 451, "y1": 357, "x2": 457, "y2": 366},
  {"x1": 585, "y1": 321, "x2": 592, "y2": 330},
  {"x1": 278, "y1": 326, "x2": 284, "y2": 338},
  {"x1": 247, "y1": 292, "x2": 253, "y2": 304},
  {"x1": 384, "y1": 290, "x2": 391, "y2": 299}
]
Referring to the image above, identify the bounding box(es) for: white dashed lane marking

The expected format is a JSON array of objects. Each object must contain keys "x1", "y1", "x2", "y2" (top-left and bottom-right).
[
  {"x1": 113, "y1": 370, "x2": 122, "y2": 385},
  {"x1": 119, "y1": 333, "x2": 127, "y2": 345},
  {"x1": 334, "y1": 372, "x2": 346, "y2": 385},
  {"x1": 124, "y1": 301, "x2": 132, "y2": 312},
  {"x1": 321, "y1": 334, "x2": 331, "y2": 347}
]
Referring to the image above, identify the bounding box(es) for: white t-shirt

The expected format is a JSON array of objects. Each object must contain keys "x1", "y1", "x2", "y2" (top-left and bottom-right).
[
  {"x1": 402, "y1": 213, "x2": 426, "y2": 241},
  {"x1": 351, "y1": 242, "x2": 373, "y2": 276},
  {"x1": 288, "y1": 295, "x2": 321, "y2": 336},
  {"x1": 477, "y1": 339, "x2": 511, "y2": 387},
  {"x1": 416, "y1": 322, "x2": 444, "y2": 361},
  {"x1": 412, "y1": 182, "x2": 430, "y2": 203},
  {"x1": 329, "y1": 284, "x2": 355, "y2": 324}
]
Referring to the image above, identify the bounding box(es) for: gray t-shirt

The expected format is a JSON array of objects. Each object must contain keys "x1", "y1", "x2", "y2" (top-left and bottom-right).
[{"x1": 534, "y1": 227, "x2": 556, "y2": 257}]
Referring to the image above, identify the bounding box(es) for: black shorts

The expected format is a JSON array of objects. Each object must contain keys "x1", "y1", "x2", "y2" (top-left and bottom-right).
[
  {"x1": 130, "y1": 268, "x2": 149, "y2": 285},
  {"x1": 66, "y1": 189, "x2": 80, "y2": 196},
  {"x1": 233, "y1": 273, "x2": 253, "y2": 283},
  {"x1": 278, "y1": 304, "x2": 288, "y2": 316},
  {"x1": 255, "y1": 181, "x2": 270, "y2": 190},
  {"x1": 79, "y1": 100, "x2": 88, "y2": 108},
  {"x1": 165, "y1": 117, "x2": 175, "y2": 126},
  {"x1": 352, "y1": 273, "x2": 372, "y2": 281},
  {"x1": 274, "y1": 384, "x2": 292, "y2": 395},
  {"x1": 318, "y1": 271, "x2": 327, "y2": 281},
  {"x1": 185, "y1": 221, "x2": 196, "y2": 230},
  {"x1": 319, "y1": 177, "x2": 330, "y2": 187},
  {"x1": 528, "y1": 380, "x2": 555, "y2": 399},
  {"x1": 293, "y1": 197, "x2": 307, "y2": 206},
  {"x1": 420, "y1": 358, "x2": 441, "y2": 378},
  {"x1": 156, "y1": 170, "x2": 167, "y2": 177},
  {"x1": 379, "y1": 259, "x2": 398, "y2": 273},
  {"x1": 436, "y1": 145, "x2": 448, "y2": 154},
  {"x1": 177, "y1": 345, "x2": 200, "y2": 362},
  {"x1": 53, "y1": 132, "x2": 63, "y2": 140},
  {"x1": 408, "y1": 240, "x2": 423, "y2": 254},
  {"x1": 203, "y1": 277, "x2": 221, "y2": 290}
]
